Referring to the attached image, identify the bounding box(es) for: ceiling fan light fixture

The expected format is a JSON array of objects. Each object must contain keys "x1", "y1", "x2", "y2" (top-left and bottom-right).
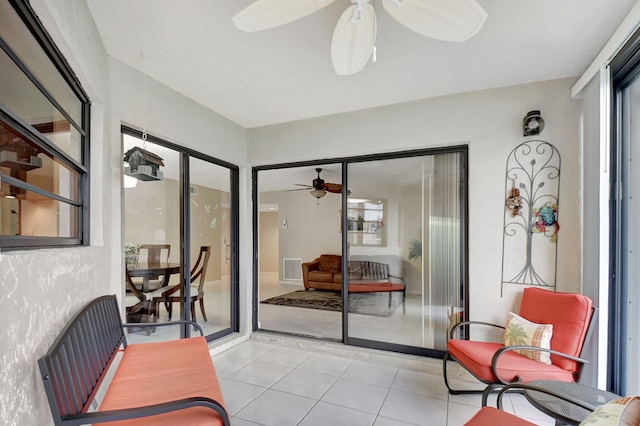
[
  {"x1": 331, "y1": 3, "x2": 377, "y2": 75},
  {"x1": 233, "y1": 0, "x2": 336, "y2": 32},
  {"x1": 381, "y1": 0, "x2": 487, "y2": 42},
  {"x1": 310, "y1": 188, "x2": 327, "y2": 199}
]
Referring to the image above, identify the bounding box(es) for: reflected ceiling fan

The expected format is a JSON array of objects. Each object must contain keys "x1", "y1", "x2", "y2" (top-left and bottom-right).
[
  {"x1": 233, "y1": 0, "x2": 488, "y2": 75},
  {"x1": 289, "y1": 168, "x2": 342, "y2": 203}
]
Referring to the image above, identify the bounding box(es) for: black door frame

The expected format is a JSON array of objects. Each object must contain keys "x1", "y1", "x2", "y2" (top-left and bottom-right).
[
  {"x1": 122, "y1": 125, "x2": 239, "y2": 342},
  {"x1": 252, "y1": 145, "x2": 468, "y2": 358}
]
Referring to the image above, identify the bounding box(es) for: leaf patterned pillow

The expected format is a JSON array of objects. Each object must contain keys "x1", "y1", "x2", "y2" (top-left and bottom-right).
[
  {"x1": 503, "y1": 312, "x2": 553, "y2": 364},
  {"x1": 579, "y1": 396, "x2": 640, "y2": 426}
]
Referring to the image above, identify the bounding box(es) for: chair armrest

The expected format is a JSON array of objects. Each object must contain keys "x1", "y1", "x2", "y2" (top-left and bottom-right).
[
  {"x1": 301, "y1": 259, "x2": 320, "y2": 288},
  {"x1": 63, "y1": 397, "x2": 230, "y2": 426},
  {"x1": 449, "y1": 320, "x2": 505, "y2": 339},
  {"x1": 123, "y1": 320, "x2": 204, "y2": 336},
  {"x1": 491, "y1": 345, "x2": 588, "y2": 385},
  {"x1": 496, "y1": 383, "x2": 598, "y2": 412}
]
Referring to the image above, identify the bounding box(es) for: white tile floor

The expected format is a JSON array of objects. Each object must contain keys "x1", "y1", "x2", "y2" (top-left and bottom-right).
[{"x1": 212, "y1": 337, "x2": 556, "y2": 426}]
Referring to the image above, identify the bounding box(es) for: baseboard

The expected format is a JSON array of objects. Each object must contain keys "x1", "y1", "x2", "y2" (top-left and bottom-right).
[{"x1": 278, "y1": 280, "x2": 303, "y2": 286}]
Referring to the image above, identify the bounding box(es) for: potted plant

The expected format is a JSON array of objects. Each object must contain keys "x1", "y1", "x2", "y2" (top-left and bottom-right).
[
  {"x1": 407, "y1": 232, "x2": 422, "y2": 262},
  {"x1": 124, "y1": 243, "x2": 140, "y2": 268}
]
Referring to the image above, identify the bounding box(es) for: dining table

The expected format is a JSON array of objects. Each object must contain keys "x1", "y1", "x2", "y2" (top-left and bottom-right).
[{"x1": 126, "y1": 261, "x2": 181, "y2": 292}]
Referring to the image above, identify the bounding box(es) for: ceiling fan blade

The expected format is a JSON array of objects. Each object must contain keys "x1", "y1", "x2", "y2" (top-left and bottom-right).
[
  {"x1": 294, "y1": 183, "x2": 313, "y2": 188},
  {"x1": 331, "y1": 3, "x2": 376, "y2": 76},
  {"x1": 382, "y1": 0, "x2": 487, "y2": 42},
  {"x1": 233, "y1": 0, "x2": 336, "y2": 32},
  {"x1": 323, "y1": 182, "x2": 342, "y2": 193}
]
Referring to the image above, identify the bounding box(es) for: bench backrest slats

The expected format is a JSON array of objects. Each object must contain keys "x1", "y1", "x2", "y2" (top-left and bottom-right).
[
  {"x1": 39, "y1": 295, "x2": 126, "y2": 423},
  {"x1": 362, "y1": 260, "x2": 389, "y2": 280}
]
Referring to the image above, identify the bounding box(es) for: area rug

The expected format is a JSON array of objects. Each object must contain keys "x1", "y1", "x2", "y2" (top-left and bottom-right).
[{"x1": 260, "y1": 290, "x2": 402, "y2": 317}]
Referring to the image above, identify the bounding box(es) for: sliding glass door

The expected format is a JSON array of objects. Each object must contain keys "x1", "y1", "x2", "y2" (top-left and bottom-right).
[
  {"x1": 256, "y1": 165, "x2": 343, "y2": 340},
  {"x1": 123, "y1": 128, "x2": 238, "y2": 343},
  {"x1": 253, "y1": 147, "x2": 467, "y2": 356},
  {"x1": 610, "y1": 42, "x2": 640, "y2": 395},
  {"x1": 345, "y1": 151, "x2": 466, "y2": 354}
]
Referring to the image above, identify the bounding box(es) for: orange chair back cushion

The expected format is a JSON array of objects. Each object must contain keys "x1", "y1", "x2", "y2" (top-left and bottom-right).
[{"x1": 518, "y1": 287, "x2": 592, "y2": 372}]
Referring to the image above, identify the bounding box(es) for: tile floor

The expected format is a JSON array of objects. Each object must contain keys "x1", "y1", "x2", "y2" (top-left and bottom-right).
[{"x1": 212, "y1": 336, "x2": 556, "y2": 426}]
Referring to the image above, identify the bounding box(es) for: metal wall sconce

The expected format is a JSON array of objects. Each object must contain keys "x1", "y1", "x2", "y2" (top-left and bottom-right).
[{"x1": 522, "y1": 110, "x2": 545, "y2": 136}]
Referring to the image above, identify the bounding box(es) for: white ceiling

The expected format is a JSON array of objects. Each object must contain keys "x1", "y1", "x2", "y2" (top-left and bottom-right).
[{"x1": 86, "y1": 0, "x2": 635, "y2": 129}]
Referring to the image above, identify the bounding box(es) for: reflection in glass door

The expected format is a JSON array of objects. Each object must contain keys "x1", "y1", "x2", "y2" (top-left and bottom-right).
[
  {"x1": 123, "y1": 134, "x2": 182, "y2": 342},
  {"x1": 346, "y1": 151, "x2": 466, "y2": 354},
  {"x1": 188, "y1": 157, "x2": 232, "y2": 335}
]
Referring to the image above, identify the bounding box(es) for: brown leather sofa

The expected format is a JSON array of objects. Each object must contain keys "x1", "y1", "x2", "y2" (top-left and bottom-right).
[{"x1": 302, "y1": 254, "x2": 405, "y2": 296}]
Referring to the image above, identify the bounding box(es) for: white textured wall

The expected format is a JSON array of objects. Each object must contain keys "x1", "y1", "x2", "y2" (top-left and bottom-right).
[
  {"x1": 248, "y1": 77, "x2": 583, "y2": 332},
  {"x1": 0, "y1": 1, "x2": 116, "y2": 425},
  {"x1": 0, "y1": 2, "x2": 248, "y2": 425}
]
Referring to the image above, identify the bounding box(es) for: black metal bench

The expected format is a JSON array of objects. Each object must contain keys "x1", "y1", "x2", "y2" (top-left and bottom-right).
[{"x1": 38, "y1": 295, "x2": 230, "y2": 426}]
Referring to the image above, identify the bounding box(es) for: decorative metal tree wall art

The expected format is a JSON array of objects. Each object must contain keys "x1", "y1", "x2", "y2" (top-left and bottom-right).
[{"x1": 501, "y1": 140, "x2": 560, "y2": 293}]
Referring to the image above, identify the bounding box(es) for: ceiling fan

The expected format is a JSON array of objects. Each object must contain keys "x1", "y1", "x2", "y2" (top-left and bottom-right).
[
  {"x1": 289, "y1": 168, "x2": 342, "y2": 202},
  {"x1": 232, "y1": 0, "x2": 488, "y2": 76}
]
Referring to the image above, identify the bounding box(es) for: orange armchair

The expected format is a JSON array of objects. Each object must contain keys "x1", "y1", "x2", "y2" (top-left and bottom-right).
[{"x1": 443, "y1": 287, "x2": 596, "y2": 406}]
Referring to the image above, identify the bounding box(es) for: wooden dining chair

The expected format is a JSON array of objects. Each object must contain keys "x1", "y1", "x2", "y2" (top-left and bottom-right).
[
  {"x1": 136, "y1": 244, "x2": 171, "y2": 290},
  {"x1": 124, "y1": 270, "x2": 154, "y2": 329},
  {"x1": 151, "y1": 246, "x2": 211, "y2": 323}
]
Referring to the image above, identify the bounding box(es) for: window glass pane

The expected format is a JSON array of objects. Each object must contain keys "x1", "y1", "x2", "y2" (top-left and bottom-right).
[
  {"x1": 0, "y1": 45, "x2": 81, "y2": 162},
  {"x1": 0, "y1": 190, "x2": 78, "y2": 237},
  {"x1": 124, "y1": 135, "x2": 182, "y2": 343},
  {"x1": 257, "y1": 165, "x2": 343, "y2": 340},
  {"x1": 348, "y1": 153, "x2": 464, "y2": 351},
  {"x1": 0, "y1": 122, "x2": 79, "y2": 202},
  {"x1": 622, "y1": 76, "x2": 640, "y2": 395},
  {"x1": 189, "y1": 156, "x2": 232, "y2": 335},
  {"x1": 0, "y1": 1, "x2": 82, "y2": 124}
]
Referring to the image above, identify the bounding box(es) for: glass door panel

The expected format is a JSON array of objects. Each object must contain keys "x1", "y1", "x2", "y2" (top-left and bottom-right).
[
  {"x1": 346, "y1": 152, "x2": 465, "y2": 352},
  {"x1": 257, "y1": 165, "x2": 343, "y2": 340},
  {"x1": 123, "y1": 134, "x2": 182, "y2": 342},
  {"x1": 188, "y1": 156, "x2": 232, "y2": 335},
  {"x1": 618, "y1": 74, "x2": 640, "y2": 395}
]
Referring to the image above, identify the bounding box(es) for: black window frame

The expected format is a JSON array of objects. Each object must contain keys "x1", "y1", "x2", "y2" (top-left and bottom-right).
[{"x1": 0, "y1": 0, "x2": 90, "y2": 250}]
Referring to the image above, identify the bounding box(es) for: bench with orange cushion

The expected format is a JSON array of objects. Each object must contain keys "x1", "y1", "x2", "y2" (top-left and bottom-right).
[{"x1": 38, "y1": 295, "x2": 229, "y2": 426}]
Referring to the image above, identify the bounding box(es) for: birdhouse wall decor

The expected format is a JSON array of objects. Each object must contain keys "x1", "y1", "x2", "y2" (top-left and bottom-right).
[{"x1": 123, "y1": 146, "x2": 164, "y2": 181}]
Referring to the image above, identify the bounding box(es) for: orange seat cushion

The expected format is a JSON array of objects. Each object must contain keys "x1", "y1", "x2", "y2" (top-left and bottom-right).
[
  {"x1": 348, "y1": 282, "x2": 405, "y2": 293},
  {"x1": 518, "y1": 287, "x2": 592, "y2": 372},
  {"x1": 100, "y1": 336, "x2": 226, "y2": 426},
  {"x1": 464, "y1": 407, "x2": 536, "y2": 426},
  {"x1": 448, "y1": 340, "x2": 575, "y2": 384}
]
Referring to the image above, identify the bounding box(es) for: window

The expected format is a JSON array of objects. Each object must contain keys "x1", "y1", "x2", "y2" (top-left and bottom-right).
[
  {"x1": 0, "y1": 1, "x2": 89, "y2": 249},
  {"x1": 346, "y1": 198, "x2": 386, "y2": 246}
]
